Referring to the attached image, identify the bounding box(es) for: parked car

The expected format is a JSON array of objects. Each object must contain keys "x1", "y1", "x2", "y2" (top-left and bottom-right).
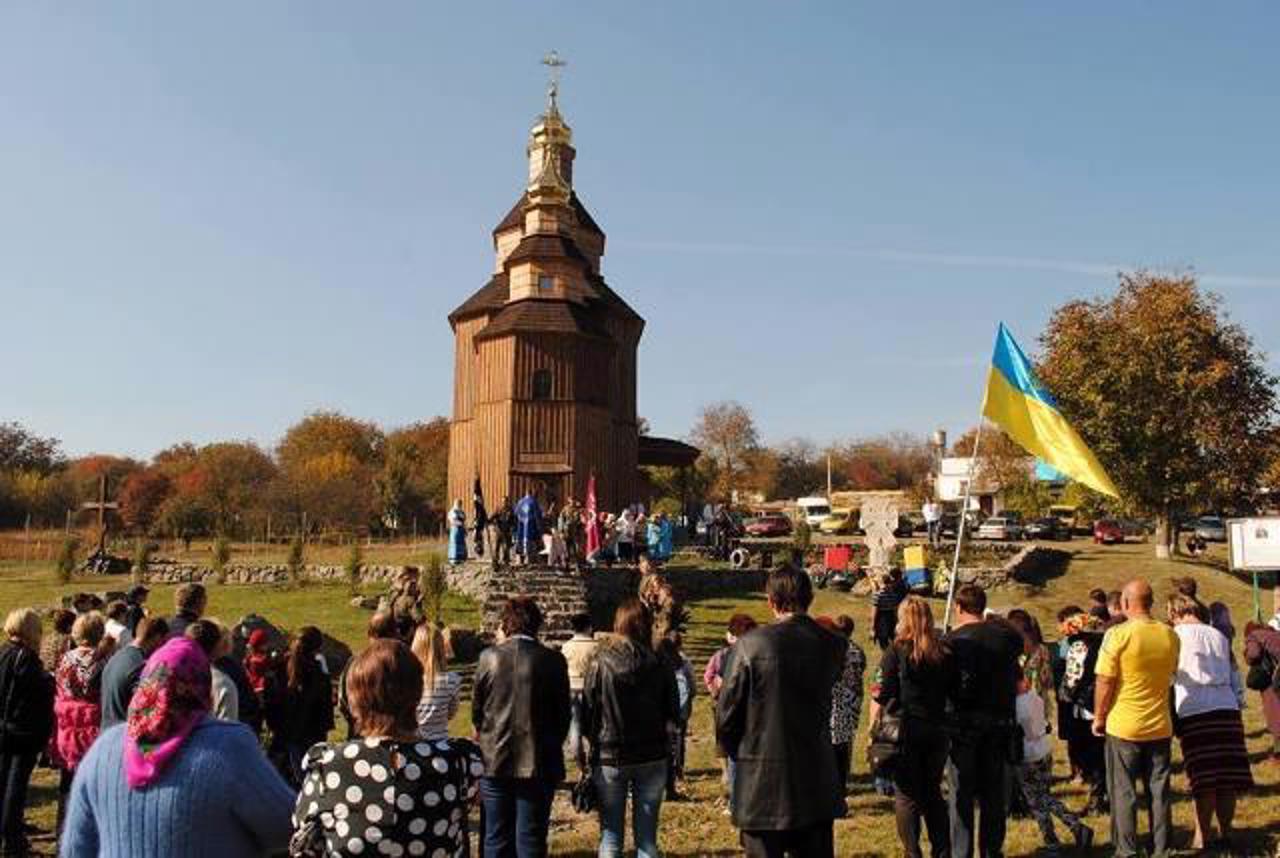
[
  {"x1": 1025, "y1": 516, "x2": 1070, "y2": 541},
  {"x1": 819, "y1": 509, "x2": 858, "y2": 535},
  {"x1": 976, "y1": 517, "x2": 1024, "y2": 541},
  {"x1": 1193, "y1": 516, "x2": 1227, "y2": 543},
  {"x1": 744, "y1": 513, "x2": 793, "y2": 538},
  {"x1": 795, "y1": 497, "x2": 832, "y2": 529},
  {"x1": 1093, "y1": 518, "x2": 1125, "y2": 545},
  {"x1": 894, "y1": 516, "x2": 917, "y2": 538}
]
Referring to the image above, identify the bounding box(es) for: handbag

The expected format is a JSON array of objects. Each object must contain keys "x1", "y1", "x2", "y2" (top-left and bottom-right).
[
  {"x1": 866, "y1": 707, "x2": 903, "y2": 771},
  {"x1": 571, "y1": 768, "x2": 598, "y2": 814},
  {"x1": 1246, "y1": 652, "x2": 1278, "y2": 692}
]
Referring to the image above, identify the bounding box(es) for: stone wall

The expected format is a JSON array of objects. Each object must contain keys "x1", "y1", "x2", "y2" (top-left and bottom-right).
[{"x1": 142, "y1": 562, "x2": 411, "y2": 586}]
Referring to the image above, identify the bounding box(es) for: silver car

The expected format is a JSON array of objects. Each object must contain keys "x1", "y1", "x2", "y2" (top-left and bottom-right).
[
  {"x1": 1193, "y1": 516, "x2": 1227, "y2": 542},
  {"x1": 976, "y1": 517, "x2": 1024, "y2": 541}
]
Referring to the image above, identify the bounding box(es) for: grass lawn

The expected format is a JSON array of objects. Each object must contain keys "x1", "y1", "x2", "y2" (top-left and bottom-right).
[{"x1": 5, "y1": 539, "x2": 1280, "y2": 855}]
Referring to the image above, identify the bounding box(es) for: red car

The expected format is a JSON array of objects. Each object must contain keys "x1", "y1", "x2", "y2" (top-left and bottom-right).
[
  {"x1": 744, "y1": 514, "x2": 793, "y2": 537},
  {"x1": 1093, "y1": 518, "x2": 1124, "y2": 545}
]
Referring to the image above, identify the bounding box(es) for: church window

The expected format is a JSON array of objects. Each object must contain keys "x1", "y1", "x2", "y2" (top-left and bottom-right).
[
  {"x1": 538, "y1": 275, "x2": 554, "y2": 291},
  {"x1": 532, "y1": 369, "x2": 552, "y2": 400}
]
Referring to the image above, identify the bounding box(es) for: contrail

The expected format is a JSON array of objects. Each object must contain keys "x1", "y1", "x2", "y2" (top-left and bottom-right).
[{"x1": 612, "y1": 239, "x2": 1280, "y2": 289}]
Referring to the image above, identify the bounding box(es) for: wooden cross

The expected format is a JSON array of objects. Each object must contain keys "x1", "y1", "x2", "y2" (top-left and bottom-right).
[{"x1": 81, "y1": 474, "x2": 119, "y2": 553}]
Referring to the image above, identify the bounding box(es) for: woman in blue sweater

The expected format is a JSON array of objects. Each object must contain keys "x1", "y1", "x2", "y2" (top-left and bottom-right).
[{"x1": 60, "y1": 636, "x2": 294, "y2": 858}]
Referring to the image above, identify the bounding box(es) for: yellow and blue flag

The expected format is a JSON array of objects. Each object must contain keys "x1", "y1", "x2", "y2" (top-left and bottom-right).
[{"x1": 981, "y1": 323, "x2": 1119, "y2": 497}]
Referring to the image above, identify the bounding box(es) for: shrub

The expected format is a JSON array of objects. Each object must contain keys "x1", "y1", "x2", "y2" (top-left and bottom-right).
[
  {"x1": 345, "y1": 542, "x2": 363, "y2": 594},
  {"x1": 132, "y1": 537, "x2": 152, "y2": 585},
  {"x1": 55, "y1": 536, "x2": 80, "y2": 584},
  {"x1": 210, "y1": 535, "x2": 231, "y2": 584},
  {"x1": 419, "y1": 551, "x2": 447, "y2": 625},
  {"x1": 286, "y1": 536, "x2": 306, "y2": 587}
]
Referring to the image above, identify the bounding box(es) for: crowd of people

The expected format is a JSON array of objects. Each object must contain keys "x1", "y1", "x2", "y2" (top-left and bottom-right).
[
  {"x1": 0, "y1": 563, "x2": 1275, "y2": 857},
  {"x1": 448, "y1": 492, "x2": 690, "y2": 569}
]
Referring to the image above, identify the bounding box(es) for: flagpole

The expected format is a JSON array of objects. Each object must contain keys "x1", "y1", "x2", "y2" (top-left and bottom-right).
[{"x1": 943, "y1": 416, "x2": 986, "y2": 631}]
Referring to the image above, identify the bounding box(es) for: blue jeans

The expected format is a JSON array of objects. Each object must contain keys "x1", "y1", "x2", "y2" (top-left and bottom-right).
[
  {"x1": 596, "y1": 759, "x2": 667, "y2": 858},
  {"x1": 480, "y1": 776, "x2": 556, "y2": 858}
]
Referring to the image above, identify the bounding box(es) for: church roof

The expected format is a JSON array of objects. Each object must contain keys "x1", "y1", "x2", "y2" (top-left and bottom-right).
[
  {"x1": 447, "y1": 274, "x2": 509, "y2": 324},
  {"x1": 473, "y1": 298, "x2": 613, "y2": 342},
  {"x1": 492, "y1": 192, "x2": 603, "y2": 237}
]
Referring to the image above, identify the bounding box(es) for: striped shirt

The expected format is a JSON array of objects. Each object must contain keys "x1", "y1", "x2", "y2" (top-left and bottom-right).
[{"x1": 415, "y1": 671, "x2": 462, "y2": 741}]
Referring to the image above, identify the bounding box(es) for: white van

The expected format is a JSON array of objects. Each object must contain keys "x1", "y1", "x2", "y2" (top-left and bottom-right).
[{"x1": 795, "y1": 497, "x2": 832, "y2": 528}]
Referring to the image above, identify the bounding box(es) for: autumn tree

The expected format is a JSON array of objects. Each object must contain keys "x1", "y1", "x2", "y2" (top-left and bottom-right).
[
  {"x1": 768, "y1": 439, "x2": 827, "y2": 499},
  {"x1": 0, "y1": 422, "x2": 63, "y2": 473},
  {"x1": 276, "y1": 412, "x2": 385, "y2": 533},
  {"x1": 689, "y1": 401, "x2": 760, "y2": 501},
  {"x1": 377, "y1": 419, "x2": 449, "y2": 532},
  {"x1": 1038, "y1": 273, "x2": 1278, "y2": 557},
  {"x1": 829, "y1": 433, "x2": 934, "y2": 492},
  {"x1": 195, "y1": 443, "x2": 276, "y2": 535},
  {"x1": 118, "y1": 468, "x2": 173, "y2": 534}
]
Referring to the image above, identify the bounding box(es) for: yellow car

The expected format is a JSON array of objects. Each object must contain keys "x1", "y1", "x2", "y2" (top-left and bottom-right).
[{"x1": 819, "y1": 509, "x2": 859, "y2": 535}]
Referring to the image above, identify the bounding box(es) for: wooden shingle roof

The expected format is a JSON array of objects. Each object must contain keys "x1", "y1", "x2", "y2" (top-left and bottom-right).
[{"x1": 473, "y1": 299, "x2": 613, "y2": 343}]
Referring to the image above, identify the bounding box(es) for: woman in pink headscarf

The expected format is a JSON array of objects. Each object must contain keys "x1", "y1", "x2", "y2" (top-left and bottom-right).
[{"x1": 59, "y1": 636, "x2": 294, "y2": 858}]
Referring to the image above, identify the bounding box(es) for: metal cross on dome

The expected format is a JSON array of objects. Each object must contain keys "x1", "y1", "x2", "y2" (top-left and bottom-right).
[{"x1": 542, "y1": 50, "x2": 567, "y2": 109}]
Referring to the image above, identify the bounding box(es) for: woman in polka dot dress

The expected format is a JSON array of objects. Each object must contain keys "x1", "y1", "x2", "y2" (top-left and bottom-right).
[{"x1": 291, "y1": 640, "x2": 483, "y2": 858}]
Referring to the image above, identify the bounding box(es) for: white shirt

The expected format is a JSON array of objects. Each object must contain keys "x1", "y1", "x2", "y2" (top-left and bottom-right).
[
  {"x1": 1016, "y1": 690, "x2": 1053, "y2": 764},
  {"x1": 211, "y1": 666, "x2": 240, "y2": 722},
  {"x1": 105, "y1": 619, "x2": 128, "y2": 642},
  {"x1": 922, "y1": 502, "x2": 941, "y2": 523},
  {"x1": 415, "y1": 671, "x2": 462, "y2": 741},
  {"x1": 1173, "y1": 623, "x2": 1242, "y2": 718}
]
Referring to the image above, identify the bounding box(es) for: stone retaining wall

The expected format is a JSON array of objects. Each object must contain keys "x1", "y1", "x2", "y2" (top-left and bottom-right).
[{"x1": 142, "y1": 562, "x2": 410, "y2": 586}]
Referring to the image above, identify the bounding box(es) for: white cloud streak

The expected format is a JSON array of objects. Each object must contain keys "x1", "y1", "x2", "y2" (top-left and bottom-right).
[{"x1": 612, "y1": 239, "x2": 1280, "y2": 289}]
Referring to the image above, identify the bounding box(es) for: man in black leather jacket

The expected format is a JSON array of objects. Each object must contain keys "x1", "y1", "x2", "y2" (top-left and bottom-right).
[
  {"x1": 472, "y1": 596, "x2": 571, "y2": 858},
  {"x1": 716, "y1": 565, "x2": 847, "y2": 857}
]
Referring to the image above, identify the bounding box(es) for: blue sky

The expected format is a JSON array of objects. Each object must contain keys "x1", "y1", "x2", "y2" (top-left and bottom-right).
[{"x1": 3, "y1": 3, "x2": 1278, "y2": 459}]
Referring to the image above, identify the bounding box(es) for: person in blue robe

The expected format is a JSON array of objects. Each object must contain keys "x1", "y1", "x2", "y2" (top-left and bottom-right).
[
  {"x1": 657, "y1": 514, "x2": 675, "y2": 562},
  {"x1": 514, "y1": 492, "x2": 543, "y2": 565},
  {"x1": 447, "y1": 500, "x2": 468, "y2": 563}
]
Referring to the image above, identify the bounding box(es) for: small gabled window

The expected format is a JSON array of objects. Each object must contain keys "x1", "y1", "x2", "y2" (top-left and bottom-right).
[{"x1": 532, "y1": 369, "x2": 552, "y2": 400}]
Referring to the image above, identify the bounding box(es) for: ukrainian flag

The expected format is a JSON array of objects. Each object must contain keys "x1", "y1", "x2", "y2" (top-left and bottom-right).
[{"x1": 982, "y1": 323, "x2": 1119, "y2": 497}]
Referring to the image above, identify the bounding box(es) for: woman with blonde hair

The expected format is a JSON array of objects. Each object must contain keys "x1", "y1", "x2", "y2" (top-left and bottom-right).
[
  {"x1": 0, "y1": 608, "x2": 54, "y2": 855},
  {"x1": 870, "y1": 596, "x2": 955, "y2": 858},
  {"x1": 411, "y1": 623, "x2": 461, "y2": 740}
]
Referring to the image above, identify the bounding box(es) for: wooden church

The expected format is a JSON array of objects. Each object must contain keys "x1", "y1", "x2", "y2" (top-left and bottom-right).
[{"x1": 447, "y1": 67, "x2": 653, "y2": 513}]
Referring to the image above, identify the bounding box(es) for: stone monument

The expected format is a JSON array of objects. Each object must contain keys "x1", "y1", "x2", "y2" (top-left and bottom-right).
[{"x1": 860, "y1": 496, "x2": 900, "y2": 580}]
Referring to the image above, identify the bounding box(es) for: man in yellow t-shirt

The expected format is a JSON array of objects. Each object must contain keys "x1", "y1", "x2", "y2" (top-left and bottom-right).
[{"x1": 1093, "y1": 579, "x2": 1180, "y2": 858}]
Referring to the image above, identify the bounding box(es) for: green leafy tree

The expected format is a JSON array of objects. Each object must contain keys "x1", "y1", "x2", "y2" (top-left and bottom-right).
[{"x1": 1038, "y1": 273, "x2": 1278, "y2": 557}]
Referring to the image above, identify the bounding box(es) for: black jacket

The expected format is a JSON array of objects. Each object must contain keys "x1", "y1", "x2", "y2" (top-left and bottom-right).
[
  {"x1": 582, "y1": 639, "x2": 679, "y2": 767},
  {"x1": 716, "y1": 615, "x2": 846, "y2": 831},
  {"x1": 282, "y1": 662, "x2": 334, "y2": 748},
  {"x1": 0, "y1": 642, "x2": 55, "y2": 754},
  {"x1": 472, "y1": 637, "x2": 570, "y2": 782}
]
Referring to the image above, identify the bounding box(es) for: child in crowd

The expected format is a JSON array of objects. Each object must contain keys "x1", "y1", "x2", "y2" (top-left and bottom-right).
[
  {"x1": 1014, "y1": 668, "x2": 1093, "y2": 852},
  {"x1": 660, "y1": 633, "x2": 696, "y2": 800}
]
